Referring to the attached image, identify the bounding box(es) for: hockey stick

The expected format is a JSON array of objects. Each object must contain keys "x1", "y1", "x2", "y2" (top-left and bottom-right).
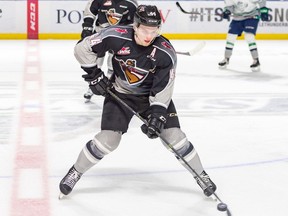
[
  {"x1": 176, "y1": 41, "x2": 206, "y2": 56},
  {"x1": 106, "y1": 88, "x2": 232, "y2": 216},
  {"x1": 176, "y1": 1, "x2": 220, "y2": 16}
]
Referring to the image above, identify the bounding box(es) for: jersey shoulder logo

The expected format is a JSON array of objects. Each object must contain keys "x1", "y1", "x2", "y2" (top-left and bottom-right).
[
  {"x1": 161, "y1": 41, "x2": 172, "y2": 49},
  {"x1": 103, "y1": 0, "x2": 112, "y2": 6},
  {"x1": 114, "y1": 28, "x2": 128, "y2": 34}
]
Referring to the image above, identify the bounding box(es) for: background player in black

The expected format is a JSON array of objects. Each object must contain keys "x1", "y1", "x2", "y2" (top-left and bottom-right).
[
  {"x1": 59, "y1": 5, "x2": 216, "y2": 199},
  {"x1": 81, "y1": 0, "x2": 138, "y2": 102},
  {"x1": 81, "y1": 0, "x2": 138, "y2": 38}
]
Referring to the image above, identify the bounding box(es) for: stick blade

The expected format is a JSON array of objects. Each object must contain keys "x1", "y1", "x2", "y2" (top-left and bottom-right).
[
  {"x1": 188, "y1": 41, "x2": 206, "y2": 56},
  {"x1": 58, "y1": 192, "x2": 65, "y2": 200},
  {"x1": 176, "y1": 41, "x2": 206, "y2": 56},
  {"x1": 175, "y1": 1, "x2": 187, "y2": 14}
]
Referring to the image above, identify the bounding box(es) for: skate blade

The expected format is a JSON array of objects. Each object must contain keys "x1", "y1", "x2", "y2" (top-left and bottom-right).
[
  {"x1": 251, "y1": 66, "x2": 260, "y2": 72},
  {"x1": 218, "y1": 65, "x2": 227, "y2": 69},
  {"x1": 211, "y1": 194, "x2": 218, "y2": 201},
  {"x1": 58, "y1": 192, "x2": 65, "y2": 200}
]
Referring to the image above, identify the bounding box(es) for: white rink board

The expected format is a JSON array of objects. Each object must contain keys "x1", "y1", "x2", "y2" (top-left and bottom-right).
[
  {"x1": 38, "y1": 1, "x2": 288, "y2": 34},
  {"x1": 0, "y1": 1, "x2": 26, "y2": 33},
  {"x1": 0, "y1": 1, "x2": 288, "y2": 34}
]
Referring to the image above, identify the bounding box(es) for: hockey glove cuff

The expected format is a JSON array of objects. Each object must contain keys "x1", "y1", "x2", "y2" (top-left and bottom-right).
[
  {"x1": 260, "y1": 7, "x2": 269, "y2": 21},
  {"x1": 222, "y1": 10, "x2": 231, "y2": 19},
  {"x1": 82, "y1": 67, "x2": 111, "y2": 96},
  {"x1": 81, "y1": 65, "x2": 97, "y2": 75},
  {"x1": 141, "y1": 105, "x2": 167, "y2": 139}
]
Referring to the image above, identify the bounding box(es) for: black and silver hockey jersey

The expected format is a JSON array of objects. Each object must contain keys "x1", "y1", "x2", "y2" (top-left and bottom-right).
[
  {"x1": 84, "y1": 0, "x2": 138, "y2": 29},
  {"x1": 74, "y1": 25, "x2": 177, "y2": 109}
]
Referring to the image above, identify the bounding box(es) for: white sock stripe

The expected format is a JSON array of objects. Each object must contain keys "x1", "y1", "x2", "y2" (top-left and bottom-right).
[
  {"x1": 93, "y1": 138, "x2": 111, "y2": 154},
  {"x1": 83, "y1": 146, "x2": 100, "y2": 164},
  {"x1": 173, "y1": 137, "x2": 187, "y2": 150},
  {"x1": 183, "y1": 149, "x2": 197, "y2": 162}
]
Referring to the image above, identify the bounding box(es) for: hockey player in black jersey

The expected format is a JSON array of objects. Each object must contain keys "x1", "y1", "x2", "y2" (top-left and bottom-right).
[
  {"x1": 59, "y1": 5, "x2": 216, "y2": 199},
  {"x1": 81, "y1": 0, "x2": 138, "y2": 102},
  {"x1": 81, "y1": 0, "x2": 138, "y2": 39}
]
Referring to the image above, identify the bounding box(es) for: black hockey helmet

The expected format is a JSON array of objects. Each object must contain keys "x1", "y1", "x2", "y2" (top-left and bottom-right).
[{"x1": 134, "y1": 5, "x2": 162, "y2": 27}]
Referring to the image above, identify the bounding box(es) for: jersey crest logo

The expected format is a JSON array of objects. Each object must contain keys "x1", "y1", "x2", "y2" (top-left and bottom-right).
[
  {"x1": 106, "y1": 8, "x2": 123, "y2": 25},
  {"x1": 117, "y1": 47, "x2": 131, "y2": 55},
  {"x1": 114, "y1": 28, "x2": 128, "y2": 34},
  {"x1": 118, "y1": 59, "x2": 149, "y2": 85}
]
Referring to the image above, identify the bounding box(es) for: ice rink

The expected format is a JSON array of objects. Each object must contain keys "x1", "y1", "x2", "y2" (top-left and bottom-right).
[{"x1": 1, "y1": 39, "x2": 288, "y2": 216}]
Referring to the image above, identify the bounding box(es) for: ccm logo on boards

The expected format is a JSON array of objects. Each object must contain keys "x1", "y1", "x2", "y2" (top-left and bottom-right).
[{"x1": 27, "y1": 0, "x2": 38, "y2": 39}]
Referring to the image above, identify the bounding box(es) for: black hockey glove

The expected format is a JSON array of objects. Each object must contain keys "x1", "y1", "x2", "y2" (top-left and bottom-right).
[
  {"x1": 260, "y1": 7, "x2": 269, "y2": 21},
  {"x1": 141, "y1": 106, "x2": 167, "y2": 139},
  {"x1": 222, "y1": 10, "x2": 231, "y2": 19},
  {"x1": 81, "y1": 22, "x2": 93, "y2": 39},
  {"x1": 82, "y1": 67, "x2": 111, "y2": 96}
]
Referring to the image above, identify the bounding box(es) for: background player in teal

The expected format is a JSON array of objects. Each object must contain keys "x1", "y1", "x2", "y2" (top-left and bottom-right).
[{"x1": 218, "y1": 0, "x2": 269, "y2": 71}]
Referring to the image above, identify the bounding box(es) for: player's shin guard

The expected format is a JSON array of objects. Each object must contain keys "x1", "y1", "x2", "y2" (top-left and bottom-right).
[
  {"x1": 176, "y1": 141, "x2": 217, "y2": 197},
  {"x1": 59, "y1": 141, "x2": 104, "y2": 198}
]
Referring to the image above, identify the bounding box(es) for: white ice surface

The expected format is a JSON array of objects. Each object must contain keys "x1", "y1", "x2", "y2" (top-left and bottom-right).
[{"x1": 0, "y1": 39, "x2": 288, "y2": 216}]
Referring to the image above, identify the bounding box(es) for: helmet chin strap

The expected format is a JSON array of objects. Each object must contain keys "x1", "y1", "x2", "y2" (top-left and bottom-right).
[
  {"x1": 134, "y1": 28, "x2": 146, "y2": 46},
  {"x1": 134, "y1": 30, "x2": 141, "y2": 45}
]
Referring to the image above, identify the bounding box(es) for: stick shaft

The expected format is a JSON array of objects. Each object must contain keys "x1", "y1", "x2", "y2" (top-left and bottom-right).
[
  {"x1": 107, "y1": 89, "x2": 214, "y2": 196},
  {"x1": 106, "y1": 88, "x2": 232, "y2": 215}
]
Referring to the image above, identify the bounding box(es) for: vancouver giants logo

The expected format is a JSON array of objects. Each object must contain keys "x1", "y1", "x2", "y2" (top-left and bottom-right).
[
  {"x1": 117, "y1": 59, "x2": 148, "y2": 85},
  {"x1": 106, "y1": 8, "x2": 123, "y2": 25}
]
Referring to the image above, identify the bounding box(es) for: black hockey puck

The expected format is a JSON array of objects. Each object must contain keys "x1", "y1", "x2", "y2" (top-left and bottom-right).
[{"x1": 217, "y1": 203, "x2": 228, "y2": 211}]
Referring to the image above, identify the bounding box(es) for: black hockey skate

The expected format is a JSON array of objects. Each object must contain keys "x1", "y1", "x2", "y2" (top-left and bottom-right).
[
  {"x1": 194, "y1": 171, "x2": 217, "y2": 197},
  {"x1": 250, "y1": 58, "x2": 260, "y2": 72},
  {"x1": 218, "y1": 58, "x2": 229, "y2": 69},
  {"x1": 59, "y1": 166, "x2": 82, "y2": 199},
  {"x1": 84, "y1": 88, "x2": 93, "y2": 103}
]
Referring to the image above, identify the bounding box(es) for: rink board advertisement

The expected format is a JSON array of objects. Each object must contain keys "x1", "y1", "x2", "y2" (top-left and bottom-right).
[
  {"x1": 0, "y1": 1, "x2": 26, "y2": 38},
  {"x1": 0, "y1": 0, "x2": 287, "y2": 39}
]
